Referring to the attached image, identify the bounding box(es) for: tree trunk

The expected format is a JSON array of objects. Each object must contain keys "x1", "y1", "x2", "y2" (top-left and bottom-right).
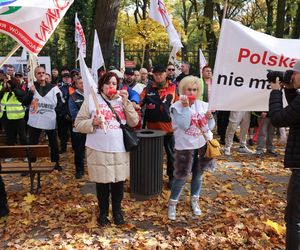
[
  {"x1": 292, "y1": 2, "x2": 300, "y2": 38},
  {"x1": 275, "y1": 0, "x2": 286, "y2": 37},
  {"x1": 93, "y1": 0, "x2": 120, "y2": 66},
  {"x1": 265, "y1": 0, "x2": 274, "y2": 35},
  {"x1": 203, "y1": 0, "x2": 217, "y2": 68}
]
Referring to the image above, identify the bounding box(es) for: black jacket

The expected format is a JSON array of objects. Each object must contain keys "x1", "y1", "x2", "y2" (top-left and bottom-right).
[{"x1": 269, "y1": 89, "x2": 300, "y2": 168}]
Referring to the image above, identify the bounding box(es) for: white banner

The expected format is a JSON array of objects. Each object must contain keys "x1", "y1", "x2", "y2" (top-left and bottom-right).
[
  {"x1": 209, "y1": 19, "x2": 300, "y2": 111},
  {"x1": 168, "y1": 46, "x2": 181, "y2": 76},
  {"x1": 0, "y1": 0, "x2": 73, "y2": 55},
  {"x1": 199, "y1": 49, "x2": 207, "y2": 76}
]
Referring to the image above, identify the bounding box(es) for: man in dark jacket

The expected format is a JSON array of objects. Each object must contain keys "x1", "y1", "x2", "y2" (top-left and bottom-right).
[{"x1": 269, "y1": 59, "x2": 300, "y2": 250}]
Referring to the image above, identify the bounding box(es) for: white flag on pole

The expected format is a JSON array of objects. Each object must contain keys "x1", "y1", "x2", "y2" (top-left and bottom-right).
[
  {"x1": 168, "y1": 46, "x2": 181, "y2": 76},
  {"x1": 27, "y1": 53, "x2": 39, "y2": 88},
  {"x1": 92, "y1": 30, "x2": 105, "y2": 82},
  {"x1": 150, "y1": 0, "x2": 183, "y2": 48},
  {"x1": 199, "y1": 49, "x2": 207, "y2": 76},
  {"x1": 79, "y1": 51, "x2": 97, "y2": 99},
  {"x1": 120, "y1": 38, "x2": 125, "y2": 73},
  {"x1": 0, "y1": 0, "x2": 74, "y2": 55},
  {"x1": 75, "y1": 13, "x2": 86, "y2": 58}
]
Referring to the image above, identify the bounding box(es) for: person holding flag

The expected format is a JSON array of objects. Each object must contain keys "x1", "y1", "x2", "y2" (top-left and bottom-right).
[{"x1": 75, "y1": 72, "x2": 139, "y2": 226}]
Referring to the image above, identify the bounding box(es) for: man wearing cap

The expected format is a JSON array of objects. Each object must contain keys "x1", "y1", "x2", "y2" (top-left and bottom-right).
[
  {"x1": 140, "y1": 65, "x2": 178, "y2": 188},
  {"x1": 23, "y1": 66, "x2": 64, "y2": 171},
  {"x1": 269, "y1": 59, "x2": 300, "y2": 250},
  {"x1": 122, "y1": 68, "x2": 145, "y2": 95}
]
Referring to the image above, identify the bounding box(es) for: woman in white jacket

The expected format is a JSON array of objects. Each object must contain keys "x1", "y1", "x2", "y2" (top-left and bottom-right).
[
  {"x1": 75, "y1": 72, "x2": 139, "y2": 226},
  {"x1": 168, "y1": 76, "x2": 216, "y2": 220}
]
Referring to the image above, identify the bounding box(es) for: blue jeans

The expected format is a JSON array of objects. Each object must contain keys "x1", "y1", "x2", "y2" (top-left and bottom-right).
[
  {"x1": 170, "y1": 149, "x2": 203, "y2": 200},
  {"x1": 285, "y1": 169, "x2": 300, "y2": 250}
]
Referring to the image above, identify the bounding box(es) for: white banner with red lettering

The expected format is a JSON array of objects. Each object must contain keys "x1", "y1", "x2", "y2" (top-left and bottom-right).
[
  {"x1": 209, "y1": 19, "x2": 300, "y2": 111},
  {"x1": 0, "y1": 0, "x2": 74, "y2": 55}
]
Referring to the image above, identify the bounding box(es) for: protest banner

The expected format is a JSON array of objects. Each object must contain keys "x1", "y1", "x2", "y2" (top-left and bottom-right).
[{"x1": 209, "y1": 19, "x2": 300, "y2": 111}]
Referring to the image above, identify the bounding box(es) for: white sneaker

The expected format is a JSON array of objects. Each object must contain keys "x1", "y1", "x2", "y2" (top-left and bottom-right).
[
  {"x1": 224, "y1": 147, "x2": 231, "y2": 156},
  {"x1": 238, "y1": 146, "x2": 253, "y2": 154},
  {"x1": 191, "y1": 196, "x2": 202, "y2": 216},
  {"x1": 168, "y1": 199, "x2": 178, "y2": 220},
  {"x1": 4, "y1": 158, "x2": 13, "y2": 162}
]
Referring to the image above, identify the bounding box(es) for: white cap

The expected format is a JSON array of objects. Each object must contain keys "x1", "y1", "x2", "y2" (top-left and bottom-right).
[{"x1": 110, "y1": 69, "x2": 123, "y2": 79}]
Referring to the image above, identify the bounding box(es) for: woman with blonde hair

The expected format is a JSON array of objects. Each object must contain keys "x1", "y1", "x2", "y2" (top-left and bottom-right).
[
  {"x1": 75, "y1": 72, "x2": 139, "y2": 226},
  {"x1": 168, "y1": 75, "x2": 216, "y2": 220}
]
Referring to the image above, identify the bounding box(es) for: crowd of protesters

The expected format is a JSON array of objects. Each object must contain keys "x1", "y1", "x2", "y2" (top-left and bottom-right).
[{"x1": 0, "y1": 60, "x2": 295, "y2": 246}]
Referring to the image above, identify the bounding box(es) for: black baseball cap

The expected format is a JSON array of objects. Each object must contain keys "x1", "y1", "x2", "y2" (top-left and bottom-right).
[
  {"x1": 152, "y1": 65, "x2": 166, "y2": 73},
  {"x1": 124, "y1": 68, "x2": 134, "y2": 75}
]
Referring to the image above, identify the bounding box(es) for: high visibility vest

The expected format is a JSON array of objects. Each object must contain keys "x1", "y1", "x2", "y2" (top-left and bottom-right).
[{"x1": 0, "y1": 92, "x2": 25, "y2": 120}]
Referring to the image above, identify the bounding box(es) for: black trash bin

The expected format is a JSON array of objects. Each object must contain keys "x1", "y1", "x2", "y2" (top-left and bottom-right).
[{"x1": 130, "y1": 129, "x2": 166, "y2": 200}]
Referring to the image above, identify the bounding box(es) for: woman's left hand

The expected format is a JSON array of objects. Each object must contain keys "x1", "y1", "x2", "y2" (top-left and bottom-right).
[
  {"x1": 119, "y1": 89, "x2": 129, "y2": 104},
  {"x1": 205, "y1": 111, "x2": 213, "y2": 119}
]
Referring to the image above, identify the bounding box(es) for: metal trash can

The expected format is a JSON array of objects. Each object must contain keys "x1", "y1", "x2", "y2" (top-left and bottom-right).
[{"x1": 130, "y1": 129, "x2": 166, "y2": 200}]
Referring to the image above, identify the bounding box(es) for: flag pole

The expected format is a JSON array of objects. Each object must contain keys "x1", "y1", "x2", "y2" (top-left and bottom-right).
[
  {"x1": 223, "y1": 0, "x2": 228, "y2": 20},
  {"x1": 75, "y1": 45, "x2": 78, "y2": 68},
  {"x1": 0, "y1": 44, "x2": 21, "y2": 68},
  {"x1": 141, "y1": 43, "x2": 146, "y2": 68}
]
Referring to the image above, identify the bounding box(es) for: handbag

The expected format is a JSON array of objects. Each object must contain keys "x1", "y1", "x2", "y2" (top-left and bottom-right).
[
  {"x1": 198, "y1": 126, "x2": 221, "y2": 158},
  {"x1": 100, "y1": 93, "x2": 139, "y2": 151}
]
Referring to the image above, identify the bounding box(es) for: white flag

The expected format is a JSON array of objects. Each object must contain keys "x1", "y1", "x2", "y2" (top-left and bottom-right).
[
  {"x1": 0, "y1": 0, "x2": 74, "y2": 55},
  {"x1": 168, "y1": 46, "x2": 181, "y2": 76},
  {"x1": 21, "y1": 47, "x2": 27, "y2": 61},
  {"x1": 150, "y1": 0, "x2": 183, "y2": 48},
  {"x1": 75, "y1": 13, "x2": 86, "y2": 58},
  {"x1": 92, "y1": 30, "x2": 104, "y2": 82},
  {"x1": 27, "y1": 53, "x2": 39, "y2": 88},
  {"x1": 199, "y1": 49, "x2": 207, "y2": 76},
  {"x1": 120, "y1": 38, "x2": 125, "y2": 73},
  {"x1": 79, "y1": 51, "x2": 97, "y2": 99}
]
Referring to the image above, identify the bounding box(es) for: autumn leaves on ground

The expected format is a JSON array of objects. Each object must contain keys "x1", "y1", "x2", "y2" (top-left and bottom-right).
[{"x1": 0, "y1": 141, "x2": 288, "y2": 249}]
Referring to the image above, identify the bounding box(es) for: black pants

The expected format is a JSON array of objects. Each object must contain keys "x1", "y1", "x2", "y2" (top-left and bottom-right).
[
  {"x1": 217, "y1": 111, "x2": 230, "y2": 141},
  {"x1": 164, "y1": 134, "x2": 175, "y2": 179},
  {"x1": 71, "y1": 132, "x2": 86, "y2": 173},
  {"x1": 285, "y1": 169, "x2": 300, "y2": 250},
  {"x1": 28, "y1": 126, "x2": 59, "y2": 163},
  {"x1": 57, "y1": 117, "x2": 72, "y2": 151},
  {"x1": 0, "y1": 176, "x2": 8, "y2": 214},
  {"x1": 2, "y1": 113, "x2": 27, "y2": 145},
  {"x1": 96, "y1": 181, "x2": 124, "y2": 216}
]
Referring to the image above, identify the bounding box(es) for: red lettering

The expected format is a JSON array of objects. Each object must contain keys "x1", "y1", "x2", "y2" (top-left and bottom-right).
[
  {"x1": 289, "y1": 59, "x2": 297, "y2": 68},
  {"x1": 268, "y1": 55, "x2": 277, "y2": 66},
  {"x1": 262, "y1": 51, "x2": 267, "y2": 65},
  {"x1": 35, "y1": 9, "x2": 60, "y2": 42},
  {"x1": 54, "y1": 0, "x2": 69, "y2": 10},
  {"x1": 278, "y1": 55, "x2": 289, "y2": 67},
  {"x1": 237, "y1": 48, "x2": 250, "y2": 62},
  {"x1": 250, "y1": 54, "x2": 260, "y2": 64}
]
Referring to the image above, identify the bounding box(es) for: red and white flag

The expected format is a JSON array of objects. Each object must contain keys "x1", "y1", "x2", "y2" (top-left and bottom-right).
[
  {"x1": 149, "y1": 0, "x2": 183, "y2": 48},
  {"x1": 75, "y1": 12, "x2": 86, "y2": 58},
  {"x1": 0, "y1": 0, "x2": 74, "y2": 55}
]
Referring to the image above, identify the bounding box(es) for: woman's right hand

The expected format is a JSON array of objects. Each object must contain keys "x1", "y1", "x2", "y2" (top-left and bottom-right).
[{"x1": 92, "y1": 114, "x2": 105, "y2": 129}]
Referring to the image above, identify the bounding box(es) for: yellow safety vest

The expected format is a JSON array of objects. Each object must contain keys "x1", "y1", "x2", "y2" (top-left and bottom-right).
[{"x1": 0, "y1": 92, "x2": 25, "y2": 120}]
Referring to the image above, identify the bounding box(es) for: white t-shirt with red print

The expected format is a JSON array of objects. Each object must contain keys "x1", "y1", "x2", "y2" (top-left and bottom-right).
[
  {"x1": 86, "y1": 94, "x2": 127, "y2": 152},
  {"x1": 171, "y1": 100, "x2": 213, "y2": 150}
]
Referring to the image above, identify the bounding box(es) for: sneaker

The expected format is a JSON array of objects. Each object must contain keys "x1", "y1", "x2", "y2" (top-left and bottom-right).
[
  {"x1": 267, "y1": 150, "x2": 278, "y2": 157},
  {"x1": 75, "y1": 171, "x2": 84, "y2": 179},
  {"x1": 97, "y1": 214, "x2": 110, "y2": 226},
  {"x1": 113, "y1": 212, "x2": 125, "y2": 225},
  {"x1": 224, "y1": 147, "x2": 231, "y2": 156},
  {"x1": 237, "y1": 146, "x2": 253, "y2": 154},
  {"x1": 4, "y1": 158, "x2": 13, "y2": 162},
  {"x1": 255, "y1": 150, "x2": 264, "y2": 157},
  {"x1": 248, "y1": 139, "x2": 254, "y2": 146},
  {"x1": 54, "y1": 165, "x2": 63, "y2": 171}
]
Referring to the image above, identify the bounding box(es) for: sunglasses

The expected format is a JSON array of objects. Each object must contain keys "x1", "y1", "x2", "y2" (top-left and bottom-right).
[
  {"x1": 187, "y1": 88, "x2": 197, "y2": 92},
  {"x1": 167, "y1": 68, "x2": 175, "y2": 71}
]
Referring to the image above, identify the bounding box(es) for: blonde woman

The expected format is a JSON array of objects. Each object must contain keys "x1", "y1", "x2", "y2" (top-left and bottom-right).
[{"x1": 168, "y1": 75, "x2": 216, "y2": 220}]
